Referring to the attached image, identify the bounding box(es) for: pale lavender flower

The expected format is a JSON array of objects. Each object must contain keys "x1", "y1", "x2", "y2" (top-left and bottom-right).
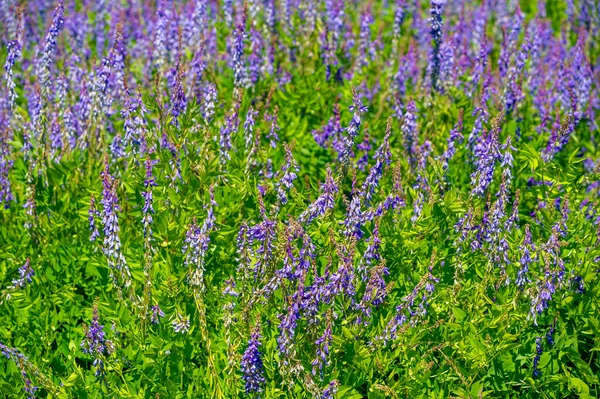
[
  {"x1": 244, "y1": 107, "x2": 258, "y2": 150},
  {"x1": 0, "y1": 137, "x2": 15, "y2": 208},
  {"x1": 202, "y1": 83, "x2": 217, "y2": 124},
  {"x1": 161, "y1": 134, "x2": 183, "y2": 191},
  {"x1": 265, "y1": 107, "x2": 280, "y2": 149},
  {"x1": 183, "y1": 218, "x2": 210, "y2": 292},
  {"x1": 142, "y1": 157, "x2": 158, "y2": 239},
  {"x1": 172, "y1": 313, "x2": 190, "y2": 333},
  {"x1": 100, "y1": 162, "x2": 131, "y2": 288},
  {"x1": 277, "y1": 144, "x2": 299, "y2": 204}
]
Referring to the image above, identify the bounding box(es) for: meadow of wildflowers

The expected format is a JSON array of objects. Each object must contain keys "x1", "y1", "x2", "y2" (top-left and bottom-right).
[{"x1": 0, "y1": 0, "x2": 599, "y2": 398}]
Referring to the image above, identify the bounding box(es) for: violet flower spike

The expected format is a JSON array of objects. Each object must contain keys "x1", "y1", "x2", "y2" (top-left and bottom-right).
[
  {"x1": 299, "y1": 165, "x2": 339, "y2": 224},
  {"x1": 241, "y1": 322, "x2": 266, "y2": 396}
]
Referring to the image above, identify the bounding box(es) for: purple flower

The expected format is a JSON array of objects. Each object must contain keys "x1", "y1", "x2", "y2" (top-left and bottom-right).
[
  {"x1": 532, "y1": 337, "x2": 543, "y2": 378},
  {"x1": 244, "y1": 107, "x2": 258, "y2": 150},
  {"x1": 0, "y1": 137, "x2": 15, "y2": 208},
  {"x1": 357, "y1": 260, "x2": 388, "y2": 325},
  {"x1": 312, "y1": 311, "x2": 333, "y2": 376},
  {"x1": 429, "y1": 0, "x2": 445, "y2": 92},
  {"x1": 100, "y1": 161, "x2": 131, "y2": 289},
  {"x1": 3, "y1": 15, "x2": 22, "y2": 113},
  {"x1": 232, "y1": 8, "x2": 248, "y2": 88},
  {"x1": 516, "y1": 225, "x2": 535, "y2": 289},
  {"x1": 142, "y1": 157, "x2": 158, "y2": 239},
  {"x1": 241, "y1": 322, "x2": 266, "y2": 396},
  {"x1": 470, "y1": 114, "x2": 502, "y2": 196},
  {"x1": 151, "y1": 305, "x2": 165, "y2": 324},
  {"x1": 161, "y1": 134, "x2": 183, "y2": 191},
  {"x1": 542, "y1": 115, "x2": 574, "y2": 162},
  {"x1": 153, "y1": 2, "x2": 169, "y2": 71},
  {"x1": 361, "y1": 117, "x2": 393, "y2": 204},
  {"x1": 81, "y1": 300, "x2": 107, "y2": 376},
  {"x1": 442, "y1": 109, "x2": 464, "y2": 167},
  {"x1": 220, "y1": 104, "x2": 241, "y2": 163},
  {"x1": 38, "y1": 1, "x2": 64, "y2": 95},
  {"x1": 299, "y1": 165, "x2": 339, "y2": 224},
  {"x1": 393, "y1": 0, "x2": 406, "y2": 39},
  {"x1": 340, "y1": 87, "x2": 367, "y2": 164},
  {"x1": 88, "y1": 195, "x2": 100, "y2": 242},
  {"x1": 277, "y1": 144, "x2": 299, "y2": 204},
  {"x1": 277, "y1": 299, "x2": 300, "y2": 361},
  {"x1": 373, "y1": 267, "x2": 438, "y2": 346},
  {"x1": 0, "y1": 342, "x2": 39, "y2": 398},
  {"x1": 202, "y1": 83, "x2": 217, "y2": 124},
  {"x1": 183, "y1": 214, "x2": 214, "y2": 293},
  {"x1": 265, "y1": 106, "x2": 280, "y2": 149},
  {"x1": 401, "y1": 100, "x2": 418, "y2": 167},
  {"x1": 356, "y1": 7, "x2": 376, "y2": 69},
  {"x1": 248, "y1": 211, "x2": 277, "y2": 280},
  {"x1": 321, "y1": 380, "x2": 339, "y2": 399},
  {"x1": 170, "y1": 63, "x2": 187, "y2": 127},
  {"x1": 10, "y1": 258, "x2": 34, "y2": 290},
  {"x1": 313, "y1": 103, "x2": 343, "y2": 149}
]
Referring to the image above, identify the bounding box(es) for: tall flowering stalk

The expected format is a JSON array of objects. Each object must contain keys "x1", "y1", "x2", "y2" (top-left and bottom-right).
[
  {"x1": 232, "y1": 5, "x2": 248, "y2": 88},
  {"x1": 299, "y1": 165, "x2": 339, "y2": 224},
  {"x1": 81, "y1": 299, "x2": 110, "y2": 376},
  {"x1": 38, "y1": 1, "x2": 65, "y2": 98},
  {"x1": 312, "y1": 309, "x2": 334, "y2": 377},
  {"x1": 3, "y1": 6, "x2": 22, "y2": 116},
  {"x1": 219, "y1": 93, "x2": 242, "y2": 164},
  {"x1": 340, "y1": 87, "x2": 367, "y2": 165},
  {"x1": 183, "y1": 186, "x2": 218, "y2": 294},
  {"x1": 141, "y1": 156, "x2": 158, "y2": 323},
  {"x1": 361, "y1": 117, "x2": 393, "y2": 205},
  {"x1": 241, "y1": 321, "x2": 266, "y2": 397},
  {"x1": 0, "y1": 342, "x2": 39, "y2": 398},
  {"x1": 222, "y1": 278, "x2": 240, "y2": 391},
  {"x1": 401, "y1": 100, "x2": 418, "y2": 167},
  {"x1": 372, "y1": 259, "x2": 439, "y2": 347},
  {"x1": 471, "y1": 114, "x2": 502, "y2": 196},
  {"x1": 441, "y1": 109, "x2": 464, "y2": 169},
  {"x1": 277, "y1": 144, "x2": 299, "y2": 204},
  {"x1": 0, "y1": 131, "x2": 15, "y2": 208},
  {"x1": 516, "y1": 225, "x2": 535, "y2": 289},
  {"x1": 100, "y1": 160, "x2": 132, "y2": 297},
  {"x1": 429, "y1": 0, "x2": 445, "y2": 92},
  {"x1": 170, "y1": 62, "x2": 187, "y2": 127}
]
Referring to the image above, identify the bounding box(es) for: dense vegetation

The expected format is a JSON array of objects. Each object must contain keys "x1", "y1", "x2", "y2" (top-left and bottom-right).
[{"x1": 0, "y1": 0, "x2": 599, "y2": 398}]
